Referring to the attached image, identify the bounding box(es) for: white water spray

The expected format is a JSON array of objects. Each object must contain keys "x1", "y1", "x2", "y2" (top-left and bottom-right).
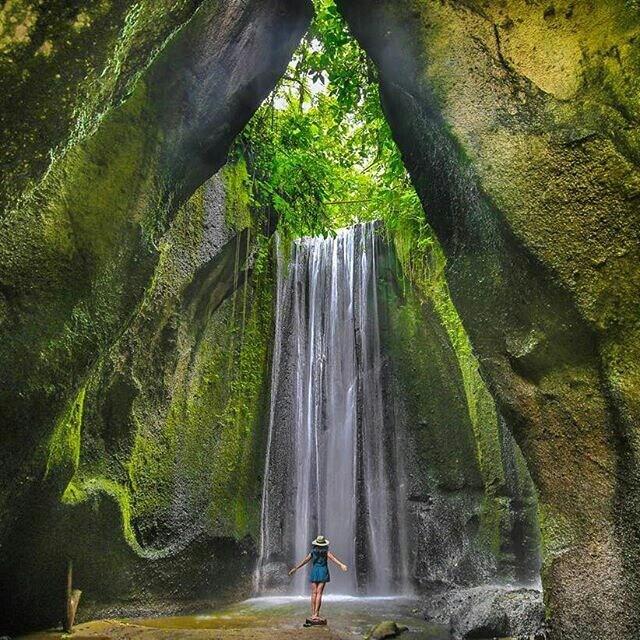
[{"x1": 256, "y1": 222, "x2": 408, "y2": 595}]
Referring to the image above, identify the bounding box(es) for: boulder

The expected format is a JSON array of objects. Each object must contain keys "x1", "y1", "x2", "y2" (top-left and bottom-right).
[
  {"x1": 366, "y1": 620, "x2": 409, "y2": 640},
  {"x1": 425, "y1": 585, "x2": 544, "y2": 639}
]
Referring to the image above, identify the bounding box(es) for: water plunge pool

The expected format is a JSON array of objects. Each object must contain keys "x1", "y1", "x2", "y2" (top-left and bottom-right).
[
  {"x1": 18, "y1": 596, "x2": 450, "y2": 640},
  {"x1": 128, "y1": 595, "x2": 449, "y2": 638}
]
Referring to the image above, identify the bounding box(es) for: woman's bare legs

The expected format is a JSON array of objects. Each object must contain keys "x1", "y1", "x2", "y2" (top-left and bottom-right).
[
  {"x1": 313, "y1": 582, "x2": 326, "y2": 619},
  {"x1": 310, "y1": 583, "x2": 319, "y2": 618}
]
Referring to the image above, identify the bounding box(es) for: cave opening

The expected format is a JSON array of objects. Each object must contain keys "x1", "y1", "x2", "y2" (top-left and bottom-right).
[{"x1": 238, "y1": 0, "x2": 543, "y2": 609}]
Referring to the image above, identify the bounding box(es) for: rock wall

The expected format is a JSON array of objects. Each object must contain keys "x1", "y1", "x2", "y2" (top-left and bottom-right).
[
  {"x1": 337, "y1": 1, "x2": 640, "y2": 638},
  {"x1": 378, "y1": 233, "x2": 539, "y2": 590},
  {"x1": 1, "y1": 164, "x2": 277, "y2": 633},
  {"x1": 0, "y1": 0, "x2": 312, "y2": 633}
]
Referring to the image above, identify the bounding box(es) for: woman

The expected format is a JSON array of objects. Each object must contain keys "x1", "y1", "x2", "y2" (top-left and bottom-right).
[{"x1": 289, "y1": 535, "x2": 348, "y2": 621}]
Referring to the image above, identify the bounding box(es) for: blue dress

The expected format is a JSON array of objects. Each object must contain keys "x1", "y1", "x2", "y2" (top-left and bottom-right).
[{"x1": 309, "y1": 546, "x2": 330, "y2": 583}]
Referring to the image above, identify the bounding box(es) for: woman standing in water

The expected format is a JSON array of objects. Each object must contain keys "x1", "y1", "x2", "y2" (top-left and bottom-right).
[{"x1": 289, "y1": 535, "x2": 348, "y2": 622}]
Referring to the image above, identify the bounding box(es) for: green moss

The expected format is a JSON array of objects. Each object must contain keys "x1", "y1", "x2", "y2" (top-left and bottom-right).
[
  {"x1": 0, "y1": 1, "x2": 38, "y2": 54},
  {"x1": 388, "y1": 222, "x2": 539, "y2": 570},
  {"x1": 0, "y1": 0, "x2": 203, "y2": 216},
  {"x1": 59, "y1": 167, "x2": 274, "y2": 557},
  {"x1": 61, "y1": 475, "x2": 149, "y2": 556},
  {"x1": 32, "y1": 149, "x2": 272, "y2": 568},
  {"x1": 538, "y1": 502, "x2": 576, "y2": 566},
  {"x1": 0, "y1": 67, "x2": 163, "y2": 416},
  {"x1": 385, "y1": 283, "x2": 483, "y2": 491},
  {"x1": 537, "y1": 501, "x2": 576, "y2": 617},
  {"x1": 60, "y1": 80, "x2": 159, "y2": 256},
  {"x1": 478, "y1": 494, "x2": 508, "y2": 556},
  {"x1": 147, "y1": 251, "x2": 274, "y2": 540},
  {"x1": 45, "y1": 385, "x2": 86, "y2": 480},
  {"x1": 391, "y1": 222, "x2": 506, "y2": 490},
  {"x1": 222, "y1": 159, "x2": 253, "y2": 231}
]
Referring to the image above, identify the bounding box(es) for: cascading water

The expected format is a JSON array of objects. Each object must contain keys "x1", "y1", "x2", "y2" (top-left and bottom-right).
[{"x1": 256, "y1": 222, "x2": 409, "y2": 595}]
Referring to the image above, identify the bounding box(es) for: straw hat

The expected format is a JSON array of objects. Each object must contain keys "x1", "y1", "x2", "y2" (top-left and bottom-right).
[{"x1": 312, "y1": 535, "x2": 329, "y2": 546}]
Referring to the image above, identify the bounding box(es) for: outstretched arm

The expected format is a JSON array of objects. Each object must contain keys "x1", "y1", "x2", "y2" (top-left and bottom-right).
[
  {"x1": 328, "y1": 551, "x2": 348, "y2": 572},
  {"x1": 288, "y1": 553, "x2": 311, "y2": 576}
]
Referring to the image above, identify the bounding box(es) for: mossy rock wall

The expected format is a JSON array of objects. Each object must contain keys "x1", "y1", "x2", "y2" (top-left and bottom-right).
[
  {"x1": 1, "y1": 167, "x2": 276, "y2": 632},
  {"x1": 377, "y1": 233, "x2": 539, "y2": 588},
  {"x1": 338, "y1": 1, "x2": 640, "y2": 638},
  {"x1": 0, "y1": 0, "x2": 312, "y2": 632}
]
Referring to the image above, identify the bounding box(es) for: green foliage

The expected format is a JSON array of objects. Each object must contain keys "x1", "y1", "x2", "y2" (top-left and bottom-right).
[
  {"x1": 234, "y1": 0, "x2": 446, "y2": 343},
  {"x1": 234, "y1": 0, "x2": 427, "y2": 241},
  {"x1": 222, "y1": 159, "x2": 253, "y2": 231}
]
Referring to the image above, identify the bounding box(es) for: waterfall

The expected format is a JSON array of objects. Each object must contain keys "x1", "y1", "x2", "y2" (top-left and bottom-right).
[{"x1": 256, "y1": 222, "x2": 408, "y2": 595}]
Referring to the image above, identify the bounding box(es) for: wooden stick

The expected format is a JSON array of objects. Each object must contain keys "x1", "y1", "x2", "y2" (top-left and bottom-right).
[{"x1": 64, "y1": 560, "x2": 82, "y2": 633}]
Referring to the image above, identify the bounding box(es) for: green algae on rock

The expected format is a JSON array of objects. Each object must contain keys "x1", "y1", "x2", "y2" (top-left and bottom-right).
[
  {"x1": 2, "y1": 166, "x2": 277, "y2": 629},
  {"x1": 378, "y1": 232, "x2": 539, "y2": 587},
  {"x1": 366, "y1": 620, "x2": 408, "y2": 640}
]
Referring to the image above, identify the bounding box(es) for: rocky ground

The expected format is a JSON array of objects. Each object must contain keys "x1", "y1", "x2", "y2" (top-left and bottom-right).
[
  {"x1": 15, "y1": 589, "x2": 548, "y2": 640},
  {"x1": 16, "y1": 597, "x2": 449, "y2": 640}
]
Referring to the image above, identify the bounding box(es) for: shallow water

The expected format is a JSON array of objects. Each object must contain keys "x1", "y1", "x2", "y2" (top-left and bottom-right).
[
  {"x1": 129, "y1": 595, "x2": 449, "y2": 638},
  {"x1": 18, "y1": 595, "x2": 450, "y2": 639}
]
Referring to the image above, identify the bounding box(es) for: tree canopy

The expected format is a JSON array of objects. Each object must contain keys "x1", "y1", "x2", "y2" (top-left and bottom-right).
[{"x1": 234, "y1": 1, "x2": 428, "y2": 243}]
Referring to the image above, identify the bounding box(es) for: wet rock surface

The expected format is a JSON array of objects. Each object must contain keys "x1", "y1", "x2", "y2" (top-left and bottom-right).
[
  {"x1": 16, "y1": 596, "x2": 448, "y2": 640},
  {"x1": 425, "y1": 585, "x2": 544, "y2": 639},
  {"x1": 379, "y1": 241, "x2": 540, "y2": 590},
  {"x1": 257, "y1": 561, "x2": 290, "y2": 592},
  {"x1": 366, "y1": 620, "x2": 409, "y2": 639},
  {"x1": 338, "y1": 1, "x2": 640, "y2": 638}
]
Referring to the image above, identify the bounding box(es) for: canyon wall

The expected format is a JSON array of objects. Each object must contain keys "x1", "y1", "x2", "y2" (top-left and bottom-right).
[
  {"x1": 0, "y1": 0, "x2": 312, "y2": 632},
  {"x1": 337, "y1": 1, "x2": 640, "y2": 638}
]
